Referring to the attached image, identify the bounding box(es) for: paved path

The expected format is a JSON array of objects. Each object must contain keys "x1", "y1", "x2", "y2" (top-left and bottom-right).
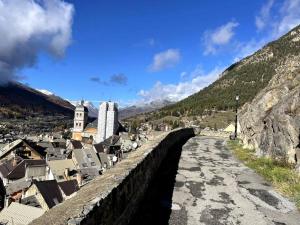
[{"x1": 169, "y1": 136, "x2": 300, "y2": 225}]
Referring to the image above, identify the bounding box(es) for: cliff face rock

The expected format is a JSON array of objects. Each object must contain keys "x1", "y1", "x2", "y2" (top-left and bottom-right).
[{"x1": 239, "y1": 49, "x2": 300, "y2": 165}]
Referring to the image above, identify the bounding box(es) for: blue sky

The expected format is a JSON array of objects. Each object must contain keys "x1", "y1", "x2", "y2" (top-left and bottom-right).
[{"x1": 1, "y1": 0, "x2": 300, "y2": 107}]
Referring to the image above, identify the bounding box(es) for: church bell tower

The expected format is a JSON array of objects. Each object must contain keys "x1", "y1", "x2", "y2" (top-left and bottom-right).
[{"x1": 73, "y1": 100, "x2": 88, "y2": 132}]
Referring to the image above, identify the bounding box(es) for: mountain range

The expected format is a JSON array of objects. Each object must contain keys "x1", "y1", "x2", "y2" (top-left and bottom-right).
[
  {"x1": 119, "y1": 100, "x2": 173, "y2": 119},
  {"x1": 0, "y1": 82, "x2": 74, "y2": 119},
  {"x1": 1, "y1": 25, "x2": 300, "y2": 129}
]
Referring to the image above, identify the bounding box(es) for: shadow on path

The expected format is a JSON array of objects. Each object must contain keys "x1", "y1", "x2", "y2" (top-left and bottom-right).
[{"x1": 129, "y1": 139, "x2": 188, "y2": 225}]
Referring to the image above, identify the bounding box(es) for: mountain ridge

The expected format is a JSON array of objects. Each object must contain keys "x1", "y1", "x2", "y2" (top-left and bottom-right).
[
  {"x1": 149, "y1": 24, "x2": 300, "y2": 119},
  {"x1": 0, "y1": 82, "x2": 75, "y2": 119}
]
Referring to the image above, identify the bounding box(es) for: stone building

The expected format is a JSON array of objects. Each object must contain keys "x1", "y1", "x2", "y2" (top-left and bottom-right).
[
  {"x1": 96, "y1": 102, "x2": 119, "y2": 143},
  {"x1": 72, "y1": 101, "x2": 119, "y2": 143},
  {"x1": 72, "y1": 101, "x2": 89, "y2": 141}
]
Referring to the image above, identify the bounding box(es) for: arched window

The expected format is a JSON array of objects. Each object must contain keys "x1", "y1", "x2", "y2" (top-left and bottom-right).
[{"x1": 79, "y1": 122, "x2": 81, "y2": 127}]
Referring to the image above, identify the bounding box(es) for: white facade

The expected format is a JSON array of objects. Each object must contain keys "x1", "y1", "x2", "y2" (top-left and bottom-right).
[
  {"x1": 73, "y1": 101, "x2": 88, "y2": 132},
  {"x1": 96, "y1": 102, "x2": 118, "y2": 143}
]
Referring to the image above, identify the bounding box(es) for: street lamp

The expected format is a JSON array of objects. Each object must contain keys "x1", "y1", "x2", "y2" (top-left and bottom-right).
[{"x1": 234, "y1": 95, "x2": 239, "y2": 139}]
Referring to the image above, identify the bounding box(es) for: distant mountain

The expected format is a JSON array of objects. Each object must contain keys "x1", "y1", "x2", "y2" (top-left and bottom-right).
[
  {"x1": 36, "y1": 89, "x2": 54, "y2": 96},
  {"x1": 119, "y1": 100, "x2": 173, "y2": 119},
  {"x1": 154, "y1": 25, "x2": 300, "y2": 118},
  {"x1": 0, "y1": 82, "x2": 74, "y2": 119},
  {"x1": 69, "y1": 100, "x2": 98, "y2": 118}
]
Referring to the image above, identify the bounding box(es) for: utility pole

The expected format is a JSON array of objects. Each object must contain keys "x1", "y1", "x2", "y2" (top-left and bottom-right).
[{"x1": 234, "y1": 95, "x2": 239, "y2": 139}]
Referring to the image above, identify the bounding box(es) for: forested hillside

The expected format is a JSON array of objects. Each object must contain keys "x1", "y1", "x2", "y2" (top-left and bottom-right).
[{"x1": 153, "y1": 25, "x2": 300, "y2": 118}]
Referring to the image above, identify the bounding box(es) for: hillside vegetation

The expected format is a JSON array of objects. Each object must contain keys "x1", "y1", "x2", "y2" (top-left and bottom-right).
[{"x1": 152, "y1": 25, "x2": 300, "y2": 118}]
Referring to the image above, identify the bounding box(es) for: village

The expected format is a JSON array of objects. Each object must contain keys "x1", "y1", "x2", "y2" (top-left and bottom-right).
[{"x1": 0, "y1": 101, "x2": 151, "y2": 224}]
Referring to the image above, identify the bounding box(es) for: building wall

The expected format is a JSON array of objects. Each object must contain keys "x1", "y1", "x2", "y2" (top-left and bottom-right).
[
  {"x1": 73, "y1": 104, "x2": 88, "y2": 133},
  {"x1": 96, "y1": 102, "x2": 118, "y2": 143},
  {"x1": 96, "y1": 102, "x2": 108, "y2": 143},
  {"x1": 72, "y1": 132, "x2": 83, "y2": 141},
  {"x1": 25, "y1": 185, "x2": 49, "y2": 210}
]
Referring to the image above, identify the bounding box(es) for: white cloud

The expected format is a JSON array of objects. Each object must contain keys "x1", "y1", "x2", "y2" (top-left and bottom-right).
[
  {"x1": 255, "y1": 0, "x2": 274, "y2": 31},
  {"x1": 148, "y1": 49, "x2": 181, "y2": 72},
  {"x1": 255, "y1": 0, "x2": 300, "y2": 38},
  {"x1": 234, "y1": 0, "x2": 300, "y2": 62},
  {"x1": 275, "y1": 0, "x2": 300, "y2": 37},
  {"x1": 139, "y1": 65, "x2": 224, "y2": 103},
  {"x1": 203, "y1": 21, "x2": 239, "y2": 55},
  {"x1": 0, "y1": 0, "x2": 74, "y2": 84},
  {"x1": 180, "y1": 71, "x2": 188, "y2": 79}
]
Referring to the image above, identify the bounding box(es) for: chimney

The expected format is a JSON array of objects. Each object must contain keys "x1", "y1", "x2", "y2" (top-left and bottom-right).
[
  {"x1": 64, "y1": 168, "x2": 69, "y2": 179},
  {"x1": 76, "y1": 172, "x2": 82, "y2": 186},
  {"x1": 12, "y1": 156, "x2": 18, "y2": 167}
]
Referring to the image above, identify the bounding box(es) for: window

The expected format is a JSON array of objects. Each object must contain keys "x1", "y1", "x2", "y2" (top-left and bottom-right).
[
  {"x1": 79, "y1": 123, "x2": 81, "y2": 127},
  {"x1": 87, "y1": 154, "x2": 92, "y2": 158},
  {"x1": 91, "y1": 162, "x2": 96, "y2": 166},
  {"x1": 82, "y1": 163, "x2": 88, "y2": 167}
]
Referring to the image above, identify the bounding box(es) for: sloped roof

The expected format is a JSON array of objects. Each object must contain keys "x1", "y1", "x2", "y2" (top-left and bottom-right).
[
  {"x1": 85, "y1": 118, "x2": 98, "y2": 129},
  {"x1": 33, "y1": 180, "x2": 63, "y2": 209},
  {"x1": 93, "y1": 143, "x2": 104, "y2": 153},
  {"x1": 70, "y1": 140, "x2": 83, "y2": 149},
  {"x1": 0, "y1": 202, "x2": 45, "y2": 225},
  {"x1": 6, "y1": 159, "x2": 46, "y2": 180},
  {"x1": 47, "y1": 159, "x2": 76, "y2": 179},
  {"x1": 36, "y1": 142, "x2": 53, "y2": 149},
  {"x1": 98, "y1": 153, "x2": 110, "y2": 167},
  {"x1": 72, "y1": 148, "x2": 101, "y2": 170},
  {"x1": 0, "y1": 159, "x2": 15, "y2": 178},
  {"x1": 6, "y1": 179, "x2": 31, "y2": 195},
  {"x1": 0, "y1": 139, "x2": 47, "y2": 160},
  {"x1": 58, "y1": 180, "x2": 79, "y2": 196},
  {"x1": 21, "y1": 195, "x2": 41, "y2": 208},
  {"x1": 102, "y1": 135, "x2": 121, "y2": 146},
  {"x1": 0, "y1": 139, "x2": 23, "y2": 157}
]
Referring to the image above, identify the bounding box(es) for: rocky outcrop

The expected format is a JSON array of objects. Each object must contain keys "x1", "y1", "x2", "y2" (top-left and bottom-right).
[{"x1": 239, "y1": 50, "x2": 300, "y2": 165}]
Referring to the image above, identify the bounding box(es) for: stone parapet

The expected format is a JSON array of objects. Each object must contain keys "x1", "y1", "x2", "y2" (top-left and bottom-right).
[{"x1": 31, "y1": 128, "x2": 194, "y2": 225}]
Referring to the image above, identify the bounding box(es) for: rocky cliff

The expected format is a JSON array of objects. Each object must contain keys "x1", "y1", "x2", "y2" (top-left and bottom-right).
[{"x1": 239, "y1": 26, "x2": 300, "y2": 167}]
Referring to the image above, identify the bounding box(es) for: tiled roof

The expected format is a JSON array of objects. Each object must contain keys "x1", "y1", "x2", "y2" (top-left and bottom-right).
[
  {"x1": 70, "y1": 140, "x2": 83, "y2": 149},
  {"x1": 58, "y1": 180, "x2": 79, "y2": 196},
  {"x1": 6, "y1": 160, "x2": 46, "y2": 180},
  {"x1": 102, "y1": 135, "x2": 121, "y2": 146},
  {"x1": 0, "y1": 202, "x2": 45, "y2": 225},
  {"x1": 47, "y1": 159, "x2": 76, "y2": 181},
  {"x1": 85, "y1": 118, "x2": 98, "y2": 129},
  {"x1": 34, "y1": 180, "x2": 63, "y2": 209},
  {"x1": 93, "y1": 143, "x2": 104, "y2": 153}
]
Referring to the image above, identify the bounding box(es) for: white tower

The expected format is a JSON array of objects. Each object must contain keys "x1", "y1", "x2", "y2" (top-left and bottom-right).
[
  {"x1": 73, "y1": 100, "x2": 88, "y2": 132},
  {"x1": 96, "y1": 101, "x2": 118, "y2": 143}
]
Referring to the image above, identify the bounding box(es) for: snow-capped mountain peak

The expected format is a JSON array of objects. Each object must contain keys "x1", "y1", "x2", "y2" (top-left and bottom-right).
[{"x1": 36, "y1": 89, "x2": 54, "y2": 96}]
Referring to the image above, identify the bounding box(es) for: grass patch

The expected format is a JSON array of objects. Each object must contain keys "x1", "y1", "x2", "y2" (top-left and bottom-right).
[{"x1": 227, "y1": 140, "x2": 300, "y2": 209}]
